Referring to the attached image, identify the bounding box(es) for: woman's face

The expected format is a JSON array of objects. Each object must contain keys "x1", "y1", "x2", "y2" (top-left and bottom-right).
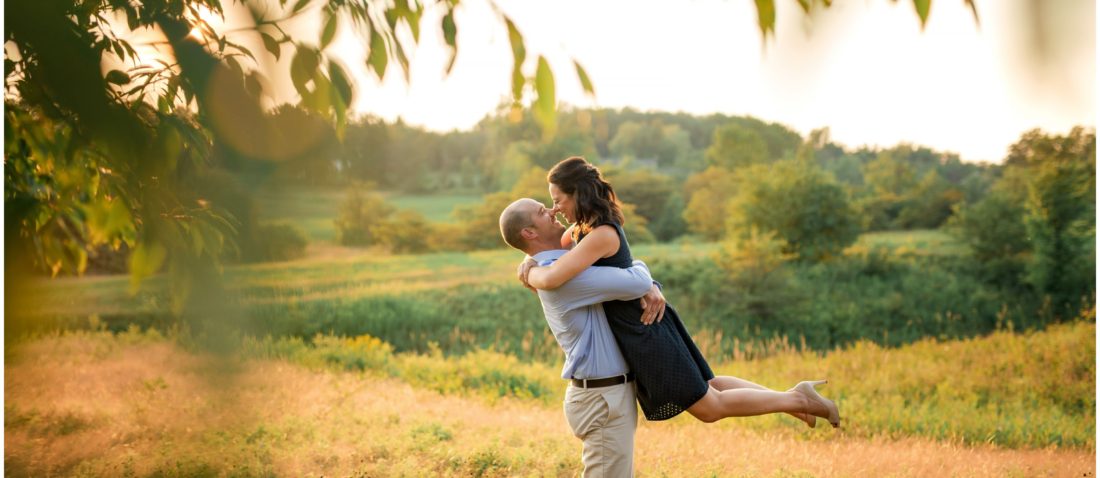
[{"x1": 549, "y1": 182, "x2": 576, "y2": 224}]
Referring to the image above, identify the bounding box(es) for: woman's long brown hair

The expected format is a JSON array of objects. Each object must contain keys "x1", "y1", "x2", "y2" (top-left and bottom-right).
[{"x1": 547, "y1": 157, "x2": 625, "y2": 239}]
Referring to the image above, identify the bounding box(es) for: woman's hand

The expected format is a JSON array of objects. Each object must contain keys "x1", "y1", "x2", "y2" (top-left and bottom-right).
[
  {"x1": 638, "y1": 283, "x2": 666, "y2": 325},
  {"x1": 516, "y1": 257, "x2": 539, "y2": 293}
]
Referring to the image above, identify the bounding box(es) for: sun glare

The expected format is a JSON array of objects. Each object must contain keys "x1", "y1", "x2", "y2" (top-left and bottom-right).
[{"x1": 184, "y1": 4, "x2": 225, "y2": 43}]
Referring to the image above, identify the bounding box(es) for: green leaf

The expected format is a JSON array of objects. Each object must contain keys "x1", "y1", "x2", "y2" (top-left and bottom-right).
[
  {"x1": 913, "y1": 0, "x2": 931, "y2": 29},
  {"x1": 505, "y1": 18, "x2": 526, "y2": 101},
  {"x1": 261, "y1": 32, "x2": 281, "y2": 60},
  {"x1": 754, "y1": 0, "x2": 776, "y2": 39},
  {"x1": 367, "y1": 29, "x2": 387, "y2": 79},
  {"x1": 164, "y1": 75, "x2": 180, "y2": 104},
  {"x1": 385, "y1": 8, "x2": 400, "y2": 31},
  {"x1": 332, "y1": 89, "x2": 348, "y2": 140},
  {"x1": 105, "y1": 69, "x2": 130, "y2": 85},
  {"x1": 393, "y1": 38, "x2": 410, "y2": 82},
  {"x1": 321, "y1": 10, "x2": 338, "y2": 48},
  {"x1": 290, "y1": 46, "x2": 319, "y2": 97},
  {"x1": 573, "y1": 60, "x2": 594, "y2": 97},
  {"x1": 228, "y1": 40, "x2": 256, "y2": 61},
  {"x1": 189, "y1": 222, "x2": 206, "y2": 256},
  {"x1": 291, "y1": 0, "x2": 311, "y2": 14},
  {"x1": 534, "y1": 56, "x2": 556, "y2": 139},
  {"x1": 796, "y1": 0, "x2": 811, "y2": 13},
  {"x1": 245, "y1": 73, "x2": 263, "y2": 98},
  {"x1": 396, "y1": 0, "x2": 421, "y2": 43},
  {"x1": 129, "y1": 242, "x2": 167, "y2": 294},
  {"x1": 511, "y1": 69, "x2": 525, "y2": 105},
  {"x1": 442, "y1": 9, "x2": 457, "y2": 74},
  {"x1": 305, "y1": 69, "x2": 332, "y2": 113},
  {"x1": 329, "y1": 62, "x2": 353, "y2": 106}
]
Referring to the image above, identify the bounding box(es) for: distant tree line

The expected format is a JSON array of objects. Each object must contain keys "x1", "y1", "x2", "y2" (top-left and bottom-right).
[{"x1": 302, "y1": 106, "x2": 1002, "y2": 252}]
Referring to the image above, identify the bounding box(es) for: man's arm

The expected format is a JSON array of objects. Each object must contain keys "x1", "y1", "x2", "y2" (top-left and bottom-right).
[{"x1": 539, "y1": 260, "x2": 653, "y2": 314}]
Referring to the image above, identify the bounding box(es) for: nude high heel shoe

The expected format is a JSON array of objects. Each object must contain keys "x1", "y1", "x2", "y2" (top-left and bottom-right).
[{"x1": 793, "y1": 380, "x2": 840, "y2": 429}]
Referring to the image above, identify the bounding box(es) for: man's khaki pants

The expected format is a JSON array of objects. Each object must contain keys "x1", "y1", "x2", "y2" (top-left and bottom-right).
[{"x1": 563, "y1": 381, "x2": 637, "y2": 477}]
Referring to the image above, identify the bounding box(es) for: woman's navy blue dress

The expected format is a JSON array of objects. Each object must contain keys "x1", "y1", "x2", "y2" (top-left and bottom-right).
[{"x1": 578, "y1": 222, "x2": 714, "y2": 420}]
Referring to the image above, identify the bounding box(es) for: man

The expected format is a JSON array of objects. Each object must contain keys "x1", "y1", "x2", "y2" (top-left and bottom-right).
[{"x1": 499, "y1": 197, "x2": 665, "y2": 477}]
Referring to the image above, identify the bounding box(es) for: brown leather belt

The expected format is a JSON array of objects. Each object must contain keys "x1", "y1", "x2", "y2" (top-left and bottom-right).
[{"x1": 571, "y1": 373, "x2": 635, "y2": 389}]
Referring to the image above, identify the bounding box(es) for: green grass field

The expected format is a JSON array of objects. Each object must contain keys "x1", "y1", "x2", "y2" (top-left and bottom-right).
[
  {"x1": 848, "y1": 229, "x2": 968, "y2": 256},
  {"x1": 386, "y1": 193, "x2": 483, "y2": 222},
  {"x1": 252, "y1": 186, "x2": 480, "y2": 242},
  {"x1": 10, "y1": 229, "x2": 972, "y2": 360},
  {"x1": 11, "y1": 239, "x2": 735, "y2": 319}
]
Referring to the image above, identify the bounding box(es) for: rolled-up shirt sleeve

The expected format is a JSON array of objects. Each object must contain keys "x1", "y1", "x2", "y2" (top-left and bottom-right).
[{"x1": 539, "y1": 260, "x2": 653, "y2": 315}]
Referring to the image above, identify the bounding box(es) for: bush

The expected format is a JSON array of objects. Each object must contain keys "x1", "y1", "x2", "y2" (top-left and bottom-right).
[
  {"x1": 247, "y1": 223, "x2": 308, "y2": 262},
  {"x1": 729, "y1": 160, "x2": 861, "y2": 262},
  {"x1": 948, "y1": 192, "x2": 1030, "y2": 287},
  {"x1": 334, "y1": 187, "x2": 395, "y2": 247},
  {"x1": 241, "y1": 333, "x2": 394, "y2": 372},
  {"x1": 682, "y1": 166, "x2": 737, "y2": 240},
  {"x1": 374, "y1": 210, "x2": 434, "y2": 254},
  {"x1": 711, "y1": 230, "x2": 802, "y2": 333},
  {"x1": 649, "y1": 245, "x2": 1044, "y2": 351}
]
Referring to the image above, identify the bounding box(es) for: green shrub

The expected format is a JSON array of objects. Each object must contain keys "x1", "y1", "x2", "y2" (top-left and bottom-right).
[
  {"x1": 729, "y1": 160, "x2": 861, "y2": 262},
  {"x1": 396, "y1": 349, "x2": 557, "y2": 403},
  {"x1": 241, "y1": 333, "x2": 394, "y2": 372},
  {"x1": 373, "y1": 210, "x2": 434, "y2": 254},
  {"x1": 248, "y1": 223, "x2": 308, "y2": 263},
  {"x1": 334, "y1": 187, "x2": 395, "y2": 247},
  {"x1": 650, "y1": 246, "x2": 1044, "y2": 352}
]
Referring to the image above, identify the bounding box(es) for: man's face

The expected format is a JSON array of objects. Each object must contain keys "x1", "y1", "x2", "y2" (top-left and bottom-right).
[
  {"x1": 549, "y1": 183, "x2": 576, "y2": 224},
  {"x1": 528, "y1": 200, "x2": 567, "y2": 243}
]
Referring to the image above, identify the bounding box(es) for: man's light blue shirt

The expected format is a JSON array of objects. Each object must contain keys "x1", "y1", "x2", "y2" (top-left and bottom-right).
[{"x1": 531, "y1": 249, "x2": 653, "y2": 380}]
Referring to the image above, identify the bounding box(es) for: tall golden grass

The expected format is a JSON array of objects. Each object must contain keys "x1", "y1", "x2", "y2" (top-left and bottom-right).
[
  {"x1": 6, "y1": 326, "x2": 1094, "y2": 477},
  {"x1": 6, "y1": 320, "x2": 1093, "y2": 476}
]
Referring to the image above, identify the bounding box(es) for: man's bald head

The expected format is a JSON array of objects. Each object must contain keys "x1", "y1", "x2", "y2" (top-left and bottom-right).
[{"x1": 499, "y1": 198, "x2": 540, "y2": 251}]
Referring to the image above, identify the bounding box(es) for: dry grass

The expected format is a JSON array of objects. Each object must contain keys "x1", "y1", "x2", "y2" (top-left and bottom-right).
[{"x1": 5, "y1": 333, "x2": 1094, "y2": 477}]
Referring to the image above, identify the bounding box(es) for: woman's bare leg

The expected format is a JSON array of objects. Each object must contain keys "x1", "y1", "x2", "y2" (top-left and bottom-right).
[
  {"x1": 708, "y1": 376, "x2": 816, "y2": 427},
  {"x1": 687, "y1": 385, "x2": 830, "y2": 424}
]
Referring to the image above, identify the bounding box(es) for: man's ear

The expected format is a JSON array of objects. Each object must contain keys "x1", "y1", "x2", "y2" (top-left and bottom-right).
[{"x1": 520, "y1": 227, "x2": 538, "y2": 242}]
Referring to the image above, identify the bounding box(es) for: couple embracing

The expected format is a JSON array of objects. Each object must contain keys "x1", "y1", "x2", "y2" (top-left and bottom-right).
[{"x1": 498, "y1": 157, "x2": 841, "y2": 476}]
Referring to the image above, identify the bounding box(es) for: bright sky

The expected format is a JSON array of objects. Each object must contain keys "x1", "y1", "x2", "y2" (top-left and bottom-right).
[{"x1": 334, "y1": 0, "x2": 1095, "y2": 163}]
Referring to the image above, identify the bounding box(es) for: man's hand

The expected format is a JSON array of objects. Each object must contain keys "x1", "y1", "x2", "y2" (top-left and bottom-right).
[
  {"x1": 638, "y1": 283, "x2": 666, "y2": 325},
  {"x1": 516, "y1": 257, "x2": 538, "y2": 294}
]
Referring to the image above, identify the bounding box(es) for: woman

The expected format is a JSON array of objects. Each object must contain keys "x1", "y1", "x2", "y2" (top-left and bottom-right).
[{"x1": 519, "y1": 156, "x2": 840, "y2": 427}]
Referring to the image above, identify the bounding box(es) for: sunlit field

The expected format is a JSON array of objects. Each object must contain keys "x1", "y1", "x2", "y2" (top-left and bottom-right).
[
  {"x1": 10, "y1": 238, "x2": 720, "y2": 324},
  {"x1": 252, "y1": 187, "x2": 481, "y2": 242},
  {"x1": 5, "y1": 321, "x2": 1093, "y2": 477},
  {"x1": 7, "y1": 190, "x2": 1095, "y2": 476}
]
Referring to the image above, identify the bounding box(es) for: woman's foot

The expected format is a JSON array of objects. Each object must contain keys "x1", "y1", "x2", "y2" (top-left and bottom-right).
[
  {"x1": 784, "y1": 385, "x2": 817, "y2": 428},
  {"x1": 792, "y1": 380, "x2": 840, "y2": 428},
  {"x1": 791, "y1": 410, "x2": 817, "y2": 428}
]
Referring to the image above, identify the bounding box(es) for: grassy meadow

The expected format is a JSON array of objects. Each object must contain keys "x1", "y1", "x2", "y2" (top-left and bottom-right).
[
  {"x1": 6, "y1": 193, "x2": 1096, "y2": 476},
  {"x1": 252, "y1": 186, "x2": 481, "y2": 242},
  {"x1": 4, "y1": 322, "x2": 1094, "y2": 477}
]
